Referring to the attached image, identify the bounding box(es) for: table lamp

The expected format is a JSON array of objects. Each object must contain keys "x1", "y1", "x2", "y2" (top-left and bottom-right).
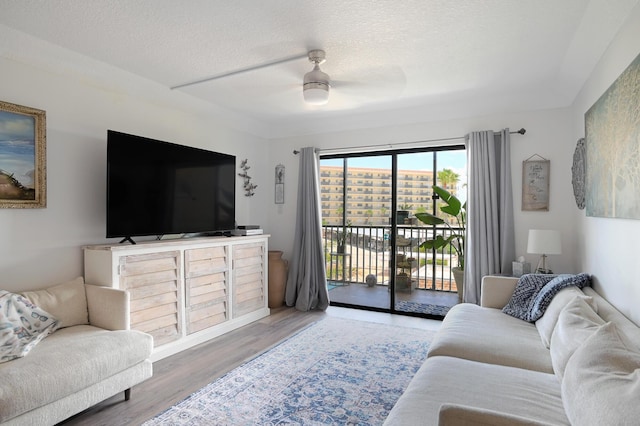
[{"x1": 527, "y1": 229, "x2": 561, "y2": 273}]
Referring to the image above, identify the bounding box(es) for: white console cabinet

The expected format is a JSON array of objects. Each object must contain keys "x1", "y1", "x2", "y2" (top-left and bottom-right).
[{"x1": 83, "y1": 235, "x2": 269, "y2": 361}]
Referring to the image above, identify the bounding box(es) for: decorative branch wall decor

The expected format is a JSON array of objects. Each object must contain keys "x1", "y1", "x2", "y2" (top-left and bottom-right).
[{"x1": 238, "y1": 158, "x2": 257, "y2": 197}]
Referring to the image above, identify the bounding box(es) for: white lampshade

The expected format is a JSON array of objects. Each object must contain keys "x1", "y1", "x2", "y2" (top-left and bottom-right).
[
  {"x1": 303, "y1": 65, "x2": 330, "y2": 105},
  {"x1": 527, "y1": 229, "x2": 562, "y2": 255},
  {"x1": 527, "y1": 229, "x2": 561, "y2": 273}
]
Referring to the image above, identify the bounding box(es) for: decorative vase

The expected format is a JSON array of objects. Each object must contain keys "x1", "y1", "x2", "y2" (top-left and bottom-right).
[
  {"x1": 452, "y1": 267, "x2": 464, "y2": 304},
  {"x1": 268, "y1": 250, "x2": 288, "y2": 308}
]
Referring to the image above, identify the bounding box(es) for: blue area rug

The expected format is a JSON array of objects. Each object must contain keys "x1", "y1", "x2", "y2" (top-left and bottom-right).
[
  {"x1": 395, "y1": 300, "x2": 452, "y2": 317},
  {"x1": 144, "y1": 317, "x2": 435, "y2": 425}
]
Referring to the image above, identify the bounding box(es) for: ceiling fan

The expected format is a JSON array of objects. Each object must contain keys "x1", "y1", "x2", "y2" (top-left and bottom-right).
[
  {"x1": 171, "y1": 49, "x2": 403, "y2": 107},
  {"x1": 302, "y1": 50, "x2": 331, "y2": 105}
]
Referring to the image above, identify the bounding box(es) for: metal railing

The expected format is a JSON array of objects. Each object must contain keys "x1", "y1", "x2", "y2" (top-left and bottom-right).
[{"x1": 322, "y1": 224, "x2": 461, "y2": 293}]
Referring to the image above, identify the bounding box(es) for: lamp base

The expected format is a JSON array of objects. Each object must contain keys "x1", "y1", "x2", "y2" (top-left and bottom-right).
[{"x1": 534, "y1": 254, "x2": 553, "y2": 274}]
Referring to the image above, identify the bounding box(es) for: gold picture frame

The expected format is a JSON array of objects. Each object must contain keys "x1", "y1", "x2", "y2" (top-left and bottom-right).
[
  {"x1": 522, "y1": 157, "x2": 550, "y2": 211},
  {"x1": 0, "y1": 100, "x2": 46, "y2": 208}
]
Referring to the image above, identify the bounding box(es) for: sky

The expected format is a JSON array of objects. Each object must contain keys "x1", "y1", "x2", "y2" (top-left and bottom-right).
[
  {"x1": 0, "y1": 110, "x2": 36, "y2": 187},
  {"x1": 321, "y1": 150, "x2": 467, "y2": 176}
]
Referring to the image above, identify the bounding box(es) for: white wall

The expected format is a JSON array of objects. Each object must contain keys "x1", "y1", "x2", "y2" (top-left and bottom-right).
[
  {"x1": 267, "y1": 107, "x2": 578, "y2": 276},
  {"x1": 570, "y1": 4, "x2": 640, "y2": 325},
  {"x1": 265, "y1": 3, "x2": 640, "y2": 324},
  {"x1": 0, "y1": 27, "x2": 269, "y2": 292}
]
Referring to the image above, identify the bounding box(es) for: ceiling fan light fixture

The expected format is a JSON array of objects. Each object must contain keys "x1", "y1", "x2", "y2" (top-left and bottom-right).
[{"x1": 303, "y1": 81, "x2": 330, "y2": 105}]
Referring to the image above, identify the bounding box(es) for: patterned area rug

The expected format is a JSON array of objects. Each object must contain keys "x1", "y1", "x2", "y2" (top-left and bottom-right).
[
  {"x1": 395, "y1": 300, "x2": 452, "y2": 317},
  {"x1": 144, "y1": 317, "x2": 435, "y2": 425}
]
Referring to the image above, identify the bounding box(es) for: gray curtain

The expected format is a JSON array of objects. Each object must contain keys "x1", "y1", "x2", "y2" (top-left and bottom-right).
[
  {"x1": 464, "y1": 129, "x2": 515, "y2": 304},
  {"x1": 285, "y1": 147, "x2": 330, "y2": 311}
]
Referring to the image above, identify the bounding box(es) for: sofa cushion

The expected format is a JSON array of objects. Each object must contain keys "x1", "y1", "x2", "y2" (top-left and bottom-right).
[
  {"x1": 428, "y1": 303, "x2": 553, "y2": 373},
  {"x1": 0, "y1": 325, "x2": 153, "y2": 422},
  {"x1": 562, "y1": 322, "x2": 640, "y2": 426},
  {"x1": 549, "y1": 296, "x2": 604, "y2": 379},
  {"x1": 383, "y1": 356, "x2": 569, "y2": 426},
  {"x1": 21, "y1": 277, "x2": 89, "y2": 328},
  {"x1": 0, "y1": 291, "x2": 59, "y2": 363},
  {"x1": 535, "y1": 287, "x2": 596, "y2": 348},
  {"x1": 438, "y1": 404, "x2": 557, "y2": 426},
  {"x1": 582, "y1": 287, "x2": 640, "y2": 352}
]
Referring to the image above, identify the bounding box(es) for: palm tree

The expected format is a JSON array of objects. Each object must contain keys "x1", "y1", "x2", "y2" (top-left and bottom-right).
[{"x1": 437, "y1": 168, "x2": 460, "y2": 190}]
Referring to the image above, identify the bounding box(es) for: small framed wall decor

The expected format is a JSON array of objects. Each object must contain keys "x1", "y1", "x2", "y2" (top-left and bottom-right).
[
  {"x1": 0, "y1": 100, "x2": 46, "y2": 208},
  {"x1": 275, "y1": 164, "x2": 285, "y2": 204},
  {"x1": 522, "y1": 155, "x2": 550, "y2": 211}
]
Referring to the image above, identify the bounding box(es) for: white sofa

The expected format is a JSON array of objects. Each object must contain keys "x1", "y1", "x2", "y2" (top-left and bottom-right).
[
  {"x1": 0, "y1": 278, "x2": 153, "y2": 426},
  {"x1": 384, "y1": 275, "x2": 640, "y2": 425}
]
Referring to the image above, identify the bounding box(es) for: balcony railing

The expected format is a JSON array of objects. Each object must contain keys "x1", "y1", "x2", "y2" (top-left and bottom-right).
[{"x1": 322, "y1": 224, "x2": 460, "y2": 293}]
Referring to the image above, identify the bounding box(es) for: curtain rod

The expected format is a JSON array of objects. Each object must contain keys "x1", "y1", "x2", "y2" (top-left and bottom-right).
[{"x1": 292, "y1": 128, "x2": 526, "y2": 154}]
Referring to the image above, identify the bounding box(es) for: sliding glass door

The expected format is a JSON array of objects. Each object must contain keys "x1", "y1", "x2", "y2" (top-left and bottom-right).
[
  {"x1": 320, "y1": 146, "x2": 466, "y2": 318},
  {"x1": 320, "y1": 155, "x2": 392, "y2": 310}
]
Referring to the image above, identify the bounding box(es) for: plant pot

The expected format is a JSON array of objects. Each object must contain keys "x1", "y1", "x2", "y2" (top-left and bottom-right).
[
  {"x1": 336, "y1": 244, "x2": 345, "y2": 254},
  {"x1": 396, "y1": 274, "x2": 412, "y2": 291},
  {"x1": 268, "y1": 251, "x2": 288, "y2": 308},
  {"x1": 397, "y1": 210, "x2": 409, "y2": 225},
  {"x1": 452, "y1": 267, "x2": 464, "y2": 304}
]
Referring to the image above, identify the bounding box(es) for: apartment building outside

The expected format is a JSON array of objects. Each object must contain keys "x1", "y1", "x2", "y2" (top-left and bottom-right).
[{"x1": 320, "y1": 165, "x2": 444, "y2": 226}]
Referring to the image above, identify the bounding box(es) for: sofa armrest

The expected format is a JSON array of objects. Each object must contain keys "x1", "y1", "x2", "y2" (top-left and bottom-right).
[
  {"x1": 85, "y1": 284, "x2": 130, "y2": 330},
  {"x1": 480, "y1": 276, "x2": 519, "y2": 308}
]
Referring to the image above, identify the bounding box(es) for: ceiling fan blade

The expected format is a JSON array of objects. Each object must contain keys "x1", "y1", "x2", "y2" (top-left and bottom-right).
[
  {"x1": 170, "y1": 53, "x2": 307, "y2": 90},
  {"x1": 331, "y1": 65, "x2": 406, "y2": 99}
]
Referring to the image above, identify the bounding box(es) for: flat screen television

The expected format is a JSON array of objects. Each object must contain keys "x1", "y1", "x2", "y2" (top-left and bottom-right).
[{"x1": 106, "y1": 130, "x2": 235, "y2": 242}]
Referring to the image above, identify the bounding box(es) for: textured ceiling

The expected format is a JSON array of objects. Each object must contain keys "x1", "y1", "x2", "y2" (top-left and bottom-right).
[{"x1": 0, "y1": 0, "x2": 637, "y2": 138}]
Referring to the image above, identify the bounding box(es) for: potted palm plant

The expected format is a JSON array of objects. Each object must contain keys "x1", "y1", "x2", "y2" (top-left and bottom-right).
[{"x1": 415, "y1": 185, "x2": 466, "y2": 302}]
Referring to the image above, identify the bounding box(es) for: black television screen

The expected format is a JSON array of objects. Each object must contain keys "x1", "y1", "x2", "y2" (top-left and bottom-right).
[{"x1": 106, "y1": 130, "x2": 235, "y2": 240}]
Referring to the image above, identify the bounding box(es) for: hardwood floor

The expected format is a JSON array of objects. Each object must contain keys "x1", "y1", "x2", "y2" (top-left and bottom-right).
[{"x1": 59, "y1": 306, "x2": 441, "y2": 426}]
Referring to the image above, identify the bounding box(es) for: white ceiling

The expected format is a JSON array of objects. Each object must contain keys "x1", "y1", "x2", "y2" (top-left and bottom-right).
[{"x1": 0, "y1": 0, "x2": 637, "y2": 138}]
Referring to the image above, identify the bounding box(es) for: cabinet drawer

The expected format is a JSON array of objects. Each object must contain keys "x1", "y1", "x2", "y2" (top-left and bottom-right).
[
  {"x1": 120, "y1": 251, "x2": 182, "y2": 347},
  {"x1": 232, "y1": 242, "x2": 265, "y2": 318},
  {"x1": 185, "y1": 272, "x2": 229, "y2": 334},
  {"x1": 185, "y1": 246, "x2": 227, "y2": 277}
]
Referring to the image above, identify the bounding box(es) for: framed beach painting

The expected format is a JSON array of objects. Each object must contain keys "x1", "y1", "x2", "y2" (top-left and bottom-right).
[{"x1": 0, "y1": 100, "x2": 46, "y2": 208}]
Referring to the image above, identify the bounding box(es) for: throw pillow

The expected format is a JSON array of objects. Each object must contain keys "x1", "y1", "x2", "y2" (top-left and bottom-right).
[
  {"x1": 502, "y1": 274, "x2": 557, "y2": 321},
  {"x1": 550, "y1": 296, "x2": 604, "y2": 380},
  {"x1": 562, "y1": 322, "x2": 640, "y2": 426},
  {"x1": 502, "y1": 273, "x2": 591, "y2": 322},
  {"x1": 528, "y1": 273, "x2": 591, "y2": 321},
  {"x1": 0, "y1": 290, "x2": 59, "y2": 363},
  {"x1": 20, "y1": 277, "x2": 88, "y2": 329},
  {"x1": 535, "y1": 287, "x2": 597, "y2": 348}
]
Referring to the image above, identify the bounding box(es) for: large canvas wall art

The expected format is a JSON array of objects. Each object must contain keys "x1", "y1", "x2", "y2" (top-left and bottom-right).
[{"x1": 585, "y1": 52, "x2": 640, "y2": 219}]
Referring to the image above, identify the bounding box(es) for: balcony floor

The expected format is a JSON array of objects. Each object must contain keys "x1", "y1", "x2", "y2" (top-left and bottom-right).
[{"x1": 328, "y1": 282, "x2": 459, "y2": 318}]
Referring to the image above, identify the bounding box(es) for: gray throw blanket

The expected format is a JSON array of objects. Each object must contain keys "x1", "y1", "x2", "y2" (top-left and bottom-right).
[{"x1": 502, "y1": 273, "x2": 591, "y2": 322}]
